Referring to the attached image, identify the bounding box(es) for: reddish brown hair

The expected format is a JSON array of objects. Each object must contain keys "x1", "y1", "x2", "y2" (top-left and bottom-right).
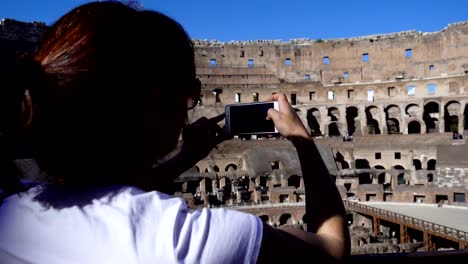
[{"x1": 28, "y1": 1, "x2": 196, "y2": 185}]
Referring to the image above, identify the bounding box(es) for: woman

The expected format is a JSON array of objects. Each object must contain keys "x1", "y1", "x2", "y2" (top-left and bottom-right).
[{"x1": 0, "y1": 2, "x2": 349, "y2": 263}]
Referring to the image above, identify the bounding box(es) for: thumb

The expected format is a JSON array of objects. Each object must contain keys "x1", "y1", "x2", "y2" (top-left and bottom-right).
[{"x1": 267, "y1": 108, "x2": 280, "y2": 121}]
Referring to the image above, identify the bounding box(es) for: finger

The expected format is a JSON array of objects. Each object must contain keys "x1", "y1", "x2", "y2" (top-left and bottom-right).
[
  {"x1": 267, "y1": 108, "x2": 280, "y2": 121},
  {"x1": 207, "y1": 113, "x2": 225, "y2": 124},
  {"x1": 192, "y1": 116, "x2": 208, "y2": 126}
]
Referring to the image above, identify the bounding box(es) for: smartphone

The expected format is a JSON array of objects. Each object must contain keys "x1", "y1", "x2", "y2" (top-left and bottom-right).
[{"x1": 225, "y1": 101, "x2": 279, "y2": 135}]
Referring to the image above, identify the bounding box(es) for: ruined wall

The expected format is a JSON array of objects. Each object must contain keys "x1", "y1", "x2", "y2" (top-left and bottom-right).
[{"x1": 195, "y1": 22, "x2": 468, "y2": 85}]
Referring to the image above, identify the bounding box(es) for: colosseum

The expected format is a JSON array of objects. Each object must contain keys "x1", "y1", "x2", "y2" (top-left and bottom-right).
[{"x1": 2, "y1": 18, "x2": 468, "y2": 256}]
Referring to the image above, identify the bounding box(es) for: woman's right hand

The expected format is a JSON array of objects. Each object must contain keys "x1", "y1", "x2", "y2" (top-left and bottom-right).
[{"x1": 266, "y1": 93, "x2": 311, "y2": 140}]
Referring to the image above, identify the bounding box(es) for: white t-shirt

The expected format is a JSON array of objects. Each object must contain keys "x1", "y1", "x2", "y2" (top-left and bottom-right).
[{"x1": 0, "y1": 185, "x2": 263, "y2": 264}]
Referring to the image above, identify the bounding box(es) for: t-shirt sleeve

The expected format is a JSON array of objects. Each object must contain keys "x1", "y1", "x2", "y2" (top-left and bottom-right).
[{"x1": 173, "y1": 207, "x2": 263, "y2": 264}]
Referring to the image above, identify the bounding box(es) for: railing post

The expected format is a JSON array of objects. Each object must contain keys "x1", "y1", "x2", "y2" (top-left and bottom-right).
[
  {"x1": 373, "y1": 217, "x2": 380, "y2": 236},
  {"x1": 400, "y1": 224, "x2": 409, "y2": 243}
]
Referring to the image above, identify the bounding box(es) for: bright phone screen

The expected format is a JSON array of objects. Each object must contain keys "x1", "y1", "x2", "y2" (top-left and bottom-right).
[{"x1": 229, "y1": 102, "x2": 275, "y2": 134}]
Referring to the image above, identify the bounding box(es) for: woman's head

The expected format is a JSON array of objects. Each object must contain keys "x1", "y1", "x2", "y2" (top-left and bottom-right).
[{"x1": 29, "y1": 1, "x2": 198, "y2": 185}]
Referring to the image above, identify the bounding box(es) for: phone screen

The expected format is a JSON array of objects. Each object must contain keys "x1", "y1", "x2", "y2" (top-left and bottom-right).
[{"x1": 228, "y1": 102, "x2": 276, "y2": 134}]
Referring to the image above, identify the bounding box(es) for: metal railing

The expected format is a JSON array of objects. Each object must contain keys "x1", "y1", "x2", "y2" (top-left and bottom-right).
[{"x1": 344, "y1": 200, "x2": 468, "y2": 242}]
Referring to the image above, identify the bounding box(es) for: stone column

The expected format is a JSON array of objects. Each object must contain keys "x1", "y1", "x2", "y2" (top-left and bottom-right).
[
  {"x1": 379, "y1": 104, "x2": 388, "y2": 134},
  {"x1": 439, "y1": 102, "x2": 445, "y2": 133}
]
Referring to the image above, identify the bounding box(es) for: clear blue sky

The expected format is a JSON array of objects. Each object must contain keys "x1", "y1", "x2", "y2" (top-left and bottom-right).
[{"x1": 1, "y1": 0, "x2": 468, "y2": 42}]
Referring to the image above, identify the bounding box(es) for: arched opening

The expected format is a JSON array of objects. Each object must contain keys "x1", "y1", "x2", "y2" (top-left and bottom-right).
[
  {"x1": 307, "y1": 108, "x2": 322, "y2": 136},
  {"x1": 427, "y1": 173, "x2": 434, "y2": 182},
  {"x1": 423, "y1": 102, "x2": 440, "y2": 133},
  {"x1": 405, "y1": 104, "x2": 420, "y2": 118},
  {"x1": 328, "y1": 107, "x2": 340, "y2": 122},
  {"x1": 413, "y1": 159, "x2": 422, "y2": 170},
  {"x1": 394, "y1": 165, "x2": 405, "y2": 185},
  {"x1": 302, "y1": 214, "x2": 308, "y2": 224},
  {"x1": 200, "y1": 177, "x2": 213, "y2": 193},
  {"x1": 225, "y1": 164, "x2": 238, "y2": 172},
  {"x1": 238, "y1": 176, "x2": 250, "y2": 190},
  {"x1": 328, "y1": 122, "x2": 341, "y2": 137},
  {"x1": 427, "y1": 159, "x2": 436, "y2": 170},
  {"x1": 288, "y1": 175, "x2": 301, "y2": 189},
  {"x1": 187, "y1": 180, "x2": 199, "y2": 194},
  {"x1": 464, "y1": 104, "x2": 468, "y2": 131},
  {"x1": 279, "y1": 213, "x2": 292, "y2": 226},
  {"x1": 259, "y1": 215, "x2": 269, "y2": 223},
  {"x1": 408, "y1": 120, "x2": 421, "y2": 134},
  {"x1": 335, "y1": 152, "x2": 350, "y2": 169},
  {"x1": 195, "y1": 166, "x2": 200, "y2": 173},
  {"x1": 374, "y1": 165, "x2": 386, "y2": 184},
  {"x1": 213, "y1": 88, "x2": 222, "y2": 103},
  {"x1": 212, "y1": 165, "x2": 220, "y2": 172},
  {"x1": 365, "y1": 106, "x2": 381, "y2": 134},
  {"x1": 346, "y1": 106, "x2": 359, "y2": 136},
  {"x1": 385, "y1": 105, "x2": 401, "y2": 134},
  {"x1": 444, "y1": 101, "x2": 460, "y2": 132},
  {"x1": 387, "y1": 118, "x2": 400, "y2": 134},
  {"x1": 356, "y1": 159, "x2": 371, "y2": 184}
]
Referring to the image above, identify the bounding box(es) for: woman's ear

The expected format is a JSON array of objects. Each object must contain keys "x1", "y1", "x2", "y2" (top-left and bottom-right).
[{"x1": 21, "y1": 89, "x2": 33, "y2": 129}]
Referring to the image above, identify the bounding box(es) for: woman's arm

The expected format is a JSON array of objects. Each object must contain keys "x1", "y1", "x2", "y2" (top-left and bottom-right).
[{"x1": 257, "y1": 92, "x2": 350, "y2": 262}]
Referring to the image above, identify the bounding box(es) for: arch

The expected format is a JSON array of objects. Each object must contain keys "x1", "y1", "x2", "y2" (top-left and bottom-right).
[
  {"x1": 394, "y1": 165, "x2": 405, "y2": 185},
  {"x1": 356, "y1": 159, "x2": 371, "y2": 184},
  {"x1": 423, "y1": 101, "x2": 440, "y2": 133},
  {"x1": 444, "y1": 101, "x2": 461, "y2": 132},
  {"x1": 328, "y1": 122, "x2": 341, "y2": 137},
  {"x1": 238, "y1": 176, "x2": 250, "y2": 190},
  {"x1": 219, "y1": 177, "x2": 232, "y2": 196},
  {"x1": 346, "y1": 106, "x2": 359, "y2": 136},
  {"x1": 195, "y1": 166, "x2": 200, "y2": 173},
  {"x1": 427, "y1": 159, "x2": 436, "y2": 170},
  {"x1": 408, "y1": 120, "x2": 421, "y2": 134},
  {"x1": 225, "y1": 164, "x2": 238, "y2": 172},
  {"x1": 385, "y1": 105, "x2": 401, "y2": 134},
  {"x1": 288, "y1": 175, "x2": 301, "y2": 189},
  {"x1": 386, "y1": 118, "x2": 400, "y2": 134},
  {"x1": 335, "y1": 152, "x2": 350, "y2": 169},
  {"x1": 212, "y1": 165, "x2": 220, "y2": 172},
  {"x1": 302, "y1": 213, "x2": 309, "y2": 224},
  {"x1": 413, "y1": 159, "x2": 422, "y2": 170},
  {"x1": 279, "y1": 213, "x2": 293, "y2": 226},
  {"x1": 464, "y1": 104, "x2": 468, "y2": 130},
  {"x1": 258, "y1": 176, "x2": 268, "y2": 188},
  {"x1": 186, "y1": 180, "x2": 199, "y2": 194},
  {"x1": 405, "y1": 103, "x2": 420, "y2": 118},
  {"x1": 307, "y1": 108, "x2": 322, "y2": 136},
  {"x1": 365, "y1": 106, "x2": 381, "y2": 134},
  {"x1": 427, "y1": 173, "x2": 434, "y2": 182},
  {"x1": 355, "y1": 159, "x2": 370, "y2": 169},
  {"x1": 259, "y1": 215, "x2": 270, "y2": 223},
  {"x1": 328, "y1": 107, "x2": 340, "y2": 121},
  {"x1": 374, "y1": 165, "x2": 386, "y2": 184},
  {"x1": 200, "y1": 177, "x2": 213, "y2": 193}
]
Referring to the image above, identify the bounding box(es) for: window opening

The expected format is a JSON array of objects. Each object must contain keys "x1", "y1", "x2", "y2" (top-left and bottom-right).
[
  {"x1": 405, "y1": 49, "x2": 412, "y2": 58},
  {"x1": 235, "y1": 93, "x2": 241, "y2": 103},
  {"x1": 323, "y1": 56, "x2": 329, "y2": 65},
  {"x1": 362, "y1": 53, "x2": 369, "y2": 62},
  {"x1": 407, "y1": 85, "x2": 416, "y2": 95},
  {"x1": 210, "y1": 59, "x2": 216, "y2": 67}
]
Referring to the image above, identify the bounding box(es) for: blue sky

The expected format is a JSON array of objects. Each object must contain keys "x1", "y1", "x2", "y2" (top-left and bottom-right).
[{"x1": 1, "y1": 0, "x2": 468, "y2": 42}]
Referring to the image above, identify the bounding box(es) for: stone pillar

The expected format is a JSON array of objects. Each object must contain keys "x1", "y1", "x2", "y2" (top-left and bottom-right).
[
  {"x1": 380, "y1": 104, "x2": 388, "y2": 134},
  {"x1": 359, "y1": 105, "x2": 367, "y2": 135},
  {"x1": 338, "y1": 105, "x2": 347, "y2": 137},
  {"x1": 439, "y1": 102, "x2": 445, "y2": 133}
]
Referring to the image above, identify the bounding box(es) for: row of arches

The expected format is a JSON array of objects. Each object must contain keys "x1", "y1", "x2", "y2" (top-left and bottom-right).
[
  {"x1": 195, "y1": 163, "x2": 238, "y2": 173},
  {"x1": 305, "y1": 101, "x2": 468, "y2": 137},
  {"x1": 258, "y1": 213, "x2": 306, "y2": 226}
]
